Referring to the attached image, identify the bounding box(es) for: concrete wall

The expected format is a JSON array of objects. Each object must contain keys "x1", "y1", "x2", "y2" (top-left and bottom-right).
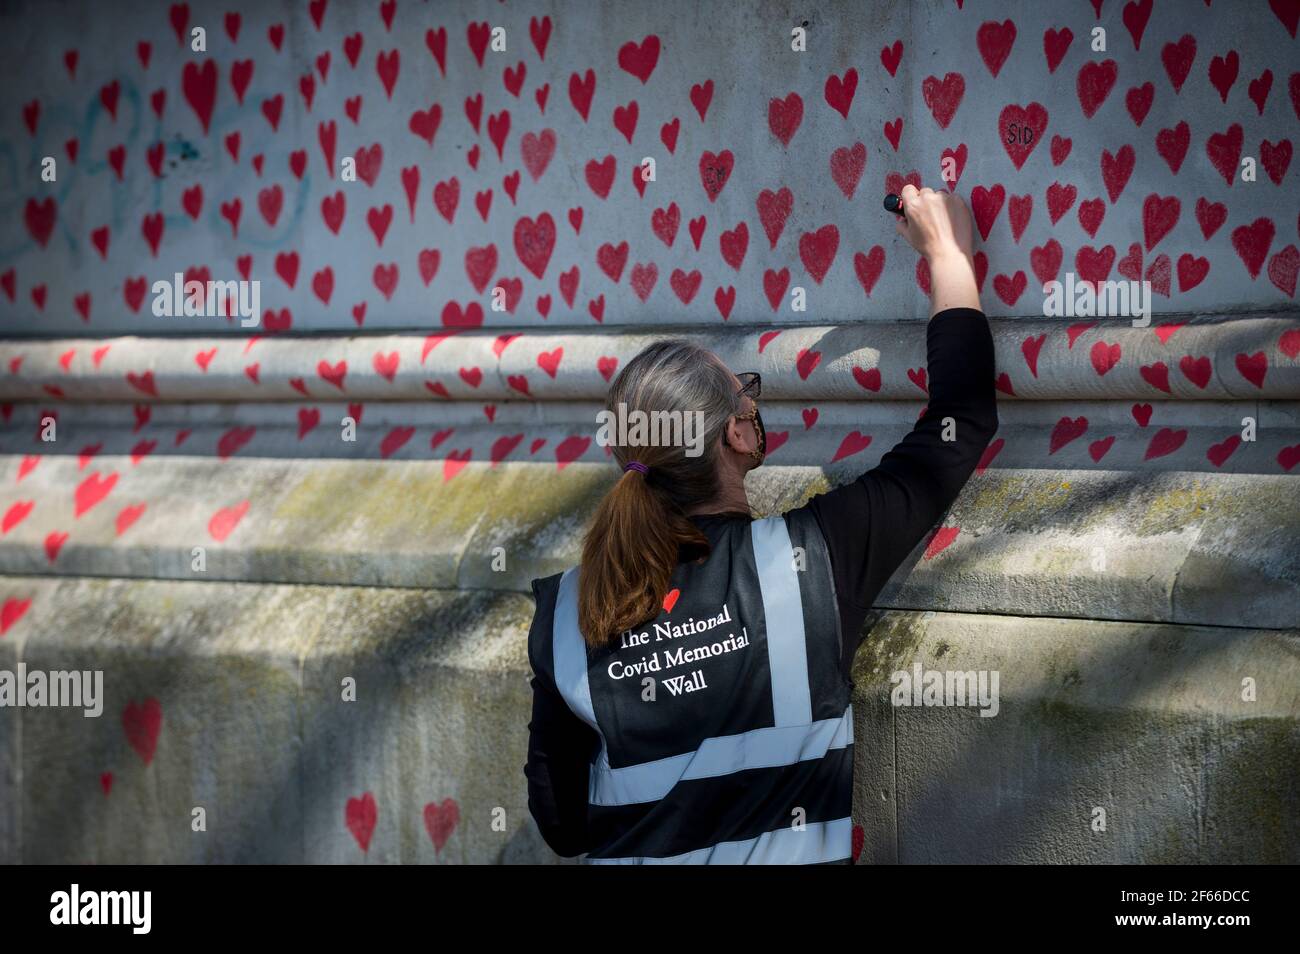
[{"x1": 0, "y1": 0, "x2": 1297, "y2": 863}]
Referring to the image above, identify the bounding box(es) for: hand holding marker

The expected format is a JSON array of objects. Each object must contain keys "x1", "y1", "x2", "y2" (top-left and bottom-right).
[{"x1": 885, "y1": 185, "x2": 981, "y2": 317}]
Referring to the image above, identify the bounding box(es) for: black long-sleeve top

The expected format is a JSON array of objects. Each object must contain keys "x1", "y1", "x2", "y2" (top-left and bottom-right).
[{"x1": 524, "y1": 307, "x2": 999, "y2": 858}]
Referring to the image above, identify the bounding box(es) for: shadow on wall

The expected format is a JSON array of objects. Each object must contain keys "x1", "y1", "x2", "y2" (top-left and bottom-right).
[
  {"x1": 20, "y1": 582, "x2": 553, "y2": 864},
  {"x1": 22, "y1": 573, "x2": 1295, "y2": 863},
  {"x1": 851, "y1": 608, "x2": 1300, "y2": 864}
]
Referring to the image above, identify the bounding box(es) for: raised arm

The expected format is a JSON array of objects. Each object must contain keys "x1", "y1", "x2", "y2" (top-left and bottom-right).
[{"x1": 803, "y1": 187, "x2": 999, "y2": 674}]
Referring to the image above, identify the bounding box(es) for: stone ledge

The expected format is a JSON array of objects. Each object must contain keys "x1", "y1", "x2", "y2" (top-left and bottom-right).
[
  {"x1": 2, "y1": 313, "x2": 1298, "y2": 402},
  {"x1": 0, "y1": 421, "x2": 1296, "y2": 628}
]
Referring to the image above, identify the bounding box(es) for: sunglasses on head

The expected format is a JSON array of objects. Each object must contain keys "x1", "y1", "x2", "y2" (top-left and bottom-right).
[{"x1": 736, "y1": 371, "x2": 761, "y2": 400}]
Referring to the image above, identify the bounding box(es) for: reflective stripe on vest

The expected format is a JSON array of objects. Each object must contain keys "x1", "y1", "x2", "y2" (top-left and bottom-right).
[
  {"x1": 552, "y1": 564, "x2": 614, "y2": 780},
  {"x1": 751, "y1": 513, "x2": 813, "y2": 727},
  {"x1": 588, "y1": 707, "x2": 853, "y2": 806},
  {"x1": 584, "y1": 816, "x2": 853, "y2": 865},
  {"x1": 551, "y1": 515, "x2": 852, "y2": 809}
]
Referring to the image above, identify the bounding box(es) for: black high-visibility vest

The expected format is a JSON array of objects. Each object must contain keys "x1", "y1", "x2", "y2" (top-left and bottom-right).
[{"x1": 529, "y1": 509, "x2": 854, "y2": 864}]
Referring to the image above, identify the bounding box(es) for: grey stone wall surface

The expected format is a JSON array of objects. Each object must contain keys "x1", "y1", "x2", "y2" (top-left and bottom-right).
[{"x1": 0, "y1": 0, "x2": 1297, "y2": 862}]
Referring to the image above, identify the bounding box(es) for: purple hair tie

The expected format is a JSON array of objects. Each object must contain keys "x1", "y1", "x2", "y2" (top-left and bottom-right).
[{"x1": 623, "y1": 461, "x2": 649, "y2": 475}]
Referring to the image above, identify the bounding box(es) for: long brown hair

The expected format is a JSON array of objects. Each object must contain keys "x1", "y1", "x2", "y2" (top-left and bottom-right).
[{"x1": 578, "y1": 339, "x2": 743, "y2": 648}]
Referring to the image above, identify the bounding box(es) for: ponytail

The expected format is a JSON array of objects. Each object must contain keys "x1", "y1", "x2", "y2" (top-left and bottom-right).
[
  {"x1": 576, "y1": 339, "x2": 741, "y2": 649},
  {"x1": 578, "y1": 466, "x2": 710, "y2": 648}
]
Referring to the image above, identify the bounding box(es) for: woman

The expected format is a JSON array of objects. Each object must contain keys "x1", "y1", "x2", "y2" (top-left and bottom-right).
[{"x1": 524, "y1": 186, "x2": 998, "y2": 864}]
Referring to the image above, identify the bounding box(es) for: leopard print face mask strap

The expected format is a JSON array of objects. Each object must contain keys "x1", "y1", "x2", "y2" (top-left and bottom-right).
[{"x1": 736, "y1": 404, "x2": 765, "y2": 464}]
